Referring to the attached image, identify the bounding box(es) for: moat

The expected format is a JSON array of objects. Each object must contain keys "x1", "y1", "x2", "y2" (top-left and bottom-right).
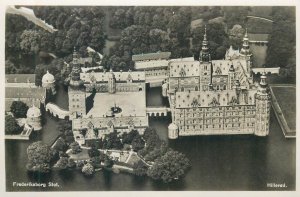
[{"x1": 5, "y1": 85, "x2": 296, "y2": 191}]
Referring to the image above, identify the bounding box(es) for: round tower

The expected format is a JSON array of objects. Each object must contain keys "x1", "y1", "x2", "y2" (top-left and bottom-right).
[
  {"x1": 168, "y1": 123, "x2": 179, "y2": 139},
  {"x1": 254, "y1": 73, "x2": 271, "y2": 136},
  {"x1": 26, "y1": 103, "x2": 42, "y2": 131},
  {"x1": 42, "y1": 70, "x2": 56, "y2": 95}
]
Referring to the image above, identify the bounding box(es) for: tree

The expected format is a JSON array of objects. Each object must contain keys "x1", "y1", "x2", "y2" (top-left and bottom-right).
[
  {"x1": 103, "y1": 131, "x2": 123, "y2": 150},
  {"x1": 5, "y1": 60, "x2": 17, "y2": 74},
  {"x1": 147, "y1": 150, "x2": 191, "y2": 183},
  {"x1": 10, "y1": 101, "x2": 29, "y2": 118},
  {"x1": 20, "y1": 30, "x2": 41, "y2": 55},
  {"x1": 58, "y1": 120, "x2": 72, "y2": 134},
  {"x1": 103, "y1": 155, "x2": 114, "y2": 168},
  {"x1": 131, "y1": 135, "x2": 145, "y2": 151},
  {"x1": 82, "y1": 163, "x2": 94, "y2": 176},
  {"x1": 88, "y1": 145, "x2": 100, "y2": 158},
  {"x1": 121, "y1": 130, "x2": 139, "y2": 144},
  {"x1": 5, "y1": 115, "x2": 22, "y2": 135},
  {"x1": 90, "y1": 154, "x2": 105, "y2": 168},
  {"x1": 67, "y1": 158, "x2": 76, "y2": 168},
  {"x1": 228, "y1": 25, "x2": 245, "y2": 49},
  {"x1": 70, "y1": 141, "x2": 82, "y2": 154},
  {"x1": 26, "y1": 141, "x2": 52, "y2": 173},
  {"x1": 266, "y1": 7, "x2": 295, "y2": 68}
]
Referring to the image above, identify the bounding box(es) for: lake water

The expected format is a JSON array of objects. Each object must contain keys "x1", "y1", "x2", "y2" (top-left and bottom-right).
[{"x1": 5, "y1": 85, "x2": 296, "y2": 191}]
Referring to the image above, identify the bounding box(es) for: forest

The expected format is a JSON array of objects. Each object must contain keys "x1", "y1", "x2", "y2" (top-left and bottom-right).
[{"x1": 5, "y1": 6, "x2": 296, "y2": 84}]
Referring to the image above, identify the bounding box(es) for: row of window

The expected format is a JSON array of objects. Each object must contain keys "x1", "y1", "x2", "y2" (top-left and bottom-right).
[
  {"x1": 177, "y1": 111, "x2": 255, "y2": 118},
  {"x1": 177, "y1": 106, "x2": 255, "y2": 113},
  {"x1": 179, "y1": 122, "x2": 256, "y2": 130}
]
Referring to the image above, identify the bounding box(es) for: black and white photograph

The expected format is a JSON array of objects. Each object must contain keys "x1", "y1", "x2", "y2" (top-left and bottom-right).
[{"x1": 1, "y1": 0, "x2": 298, "y2": 194}]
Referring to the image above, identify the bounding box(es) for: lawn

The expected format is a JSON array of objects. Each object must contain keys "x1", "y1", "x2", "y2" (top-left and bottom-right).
[
  {"x1": 68, "y1": 148, "x2": 90, "y2": 161},
  {"x1": 126, "y1": 153, "x2": 142, "y2": 166},
  {"x1": 271, "y1": 86, "x2": 296, "y2": 131}
]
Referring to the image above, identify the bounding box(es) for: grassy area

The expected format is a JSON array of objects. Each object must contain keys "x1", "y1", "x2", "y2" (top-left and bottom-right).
[
  {"x1": 126, "y1": 153, "x2": 141, "y2": 166},
  {"x1": 249, "y1": 6, "x2": 273, "y2": 18},
  {"x1": 68, "y1": 148, "x2": 90, "y2": 161},
  {"x1": 246, "y1": 18, "x2": 272, "y2": 34},
  {"x1": 271, "y1": 86, "x2": 296, "y2": 130}
]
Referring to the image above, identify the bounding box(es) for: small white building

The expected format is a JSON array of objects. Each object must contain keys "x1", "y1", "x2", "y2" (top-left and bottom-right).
[
  {"x1": 26, "y1": 104, "x2": 42, "y2": 131},
  {"x1": 42, "y1": 70, "x2": 56, "y2": 95}
]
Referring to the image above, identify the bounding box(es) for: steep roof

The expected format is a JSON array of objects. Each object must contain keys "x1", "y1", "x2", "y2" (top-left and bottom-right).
[
  {"x1": 5, "y1": 74, "x2": 35, "y2": 84},
  {"x1": 132, "y1": 52, "x2": 171, "y2": 61},
  {"x1": 175, "y1": 89, "x2": 257, "y2": 108},
  {"x1": 5, "y1": 86, "x2": 45, "y2": 99},
  {"x1": 169, "y1": 61, "x2": 201, "y2": 77}
]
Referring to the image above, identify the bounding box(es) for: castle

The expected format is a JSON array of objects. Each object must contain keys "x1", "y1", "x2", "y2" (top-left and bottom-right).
[
  {"x1": 68, "y1": 27, "x2": 271, "y2": 144},
  {"x1": 68, "y1": 50, "x2": 148, "y2": 145},
  {"x1": 163, "y1": 28, "x2": 271, "y2": 138}
]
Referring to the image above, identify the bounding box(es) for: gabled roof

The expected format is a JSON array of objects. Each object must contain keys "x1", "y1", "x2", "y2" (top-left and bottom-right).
[
  {"x1": 80, "y1": 71, "x2": 145, "y2": 83},
  {"x1": 175, "y1": 89, "x2": 257, "y2": 108},
  {"x1": 169, "y1": 61, "x2": 201, "y2": 77}
]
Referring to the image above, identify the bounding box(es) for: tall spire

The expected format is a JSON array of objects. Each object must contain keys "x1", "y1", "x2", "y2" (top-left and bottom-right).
[
  {"x1": 240, "y1": 28, "x2": 251, "y2": 56},
  {"x1": 72, "y1": 47, "x2": 79, "y2": 64},
  {"x1": 69, "y1": 46, "x2": 83, "y2": 88},
  {"x1": 202, "y1": 25, "x2": 208, "y2": 51},
  {"x1": 199, "y1": 25, "x2": 210, "y2": 62}
]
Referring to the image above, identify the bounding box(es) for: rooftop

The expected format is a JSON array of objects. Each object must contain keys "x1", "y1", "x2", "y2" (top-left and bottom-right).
[
  {"x1": 135, "y1": 60, "x2": 169, "y2": 70},
  {"x1": 80, "y1": 71, "x2": 145, "y2": 83},
  {"x1": 132, "y1": 51, "x2": 171, "y2": 61},
  {"x1": 175, "y1": 89, "x2": 257, "y2": 108},
  {"x1": 5, "y1": 74, "x2": 35, "y2": 84},
  {"x1": 5, "y1": 86, "x2": 45, "y2": 99}
]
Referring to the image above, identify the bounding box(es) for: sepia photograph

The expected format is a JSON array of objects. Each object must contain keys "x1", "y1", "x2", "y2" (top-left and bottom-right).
[{"x1": 2, "y1": 1, "x2": 297, "y2": 193}]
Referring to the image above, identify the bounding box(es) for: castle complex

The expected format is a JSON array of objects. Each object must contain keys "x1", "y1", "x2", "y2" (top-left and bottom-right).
[
  {"x1": 67, "y1": 28, "x2": 271, "y2": 144},
  {"x1": 163, "y1": 28, "x2": 270, "y2": 138}
]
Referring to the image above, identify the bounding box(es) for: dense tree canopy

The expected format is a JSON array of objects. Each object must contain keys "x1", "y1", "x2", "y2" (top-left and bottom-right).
[
  {"x1": 82, "y1": 163, "x2": 95, "y2": 176},
  {"x1": 26, "y1": 141, "x2": 52, "y2": 173},
  {"x1": 5, "y1": 115, "x2": 23, "y2": 135},
  {"x1": 147, "y1": 150, "x2": 191, "y2": 183},
  {"x1": 103, "y1": 131, "x2": 123, "y2": 150},
  {"x1": 70, "y1": 141, "x2": 82, "y2": 154},
  {"x1": 265, "y1": 7, "x2": 295, "y2": 83},
  {"x1": 10, "y1": 101, "x2": 29, "y2": 118}
]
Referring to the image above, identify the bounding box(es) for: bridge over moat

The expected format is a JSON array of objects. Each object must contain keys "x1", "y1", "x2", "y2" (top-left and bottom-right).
[
  {"x1": 46, "y1": 102, "x2": 70, "y2": 119},
  {"x1": 146, "y1": 106, "x2": 170, "y2": 117}
]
